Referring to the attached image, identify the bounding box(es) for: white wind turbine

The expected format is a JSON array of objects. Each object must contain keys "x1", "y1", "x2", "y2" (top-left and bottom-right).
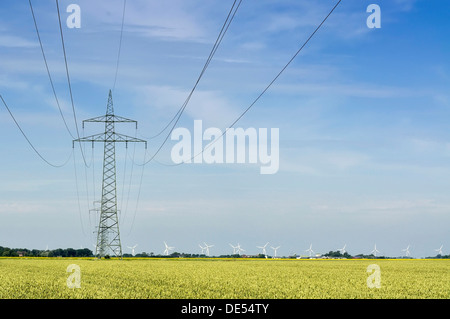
[
  {"x1": 402, "y1": 245, "x2": 410, "y2": 257},
  {"x1": 236, "y1": 243, "x2": 245, "y2": 255},
  {"x1": 199, "y1": 244, "x2": 206, "y2": 255},
  {"x1": 203, "y1": 242, "x2": 214, "y2": 256},
  {"x1": 305, "y1": 244, "x2": 314, "y2": 257},
  {"x1": 338, "y1": 244, "x2": 347, "y2": 255},
  {"x1": 229, "y1": 243, "x2": 238, "y2": 255},
  {"x1": 163, "y1": 241, "x2": 174, "y2": 256},
  {"x1": 435, "y1": 245, "x2": 443, "y2": 256},
  {"x1": 127, "y1": 244, "x2": 138, "y2": 256},
  {"x1": 257, "y1": 242, "x2": 269, "y2": 256},
  {"x1": 271, "y1": 245, "x2": 280, "y2": 258},
  {"x1": 371, "y1": 244, "x2": 380, "y2": 257}
]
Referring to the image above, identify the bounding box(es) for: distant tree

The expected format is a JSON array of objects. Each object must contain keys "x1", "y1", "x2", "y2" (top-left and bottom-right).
[
  {"x1": 75, "y1": 248, "x2": 92, "y2": 257},
  {"x1": 52, "y1": 248, "x2": 65, "y2": 257},
  {"x1": 31, "y1": 249, "x2": 41, "y2": 257},
  {"x1": 66, "y1": 248, "x2": 76, "y2": 257}
]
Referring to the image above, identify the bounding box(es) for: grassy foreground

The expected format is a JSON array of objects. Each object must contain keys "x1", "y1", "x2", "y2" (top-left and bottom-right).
[{"x1": 0, "y1": 257, "x2": 448, "y2": 299}]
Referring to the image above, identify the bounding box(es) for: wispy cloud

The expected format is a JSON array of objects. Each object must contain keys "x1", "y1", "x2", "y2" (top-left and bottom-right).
[
  {"x1": 0, "y1": 35, "x2": 37, "y2": 48},
  {"x1": 309, "y1": 198, "x2": 450, "y2": 219},
  {"x1": 281, "y1": 148, "x2": 369, "y2": 175},
  {"x1": 80, "y1": 0, "x2": 208, "y2": 42},
  {"x1": 392, "y1": 0, "x2": 418, "y2": 12},
  {"x1": 134, "y1": 85, "x2": 240, "y2": 129},
  {"x1": 271, "y1": 80, "x2": 434, "y2": 99},
  {"x1": 0, "y1": 74, "x2": 30, "y2": 90}
]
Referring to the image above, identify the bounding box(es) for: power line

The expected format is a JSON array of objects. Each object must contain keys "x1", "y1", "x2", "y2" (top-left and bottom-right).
[
  {"x1": 1, "y1": 95, "x2": 72, "y2": 168},
  {"x1": 119, "y1": 142, "x2": 129, "y2": 219},
  {"x1": 139, "y1": 0, "x2": 243, "y2": 165},
  {"x1": 158, "y1": 0, "x2": 343, "y2": 166},
  {"x1": 126, "y1": 147, "x2": 147, "y2": 236},
  {"x1": 113, "y1": 0, "x2": 127, "y2": 92},
  {"x1": 82, "y1": 131, "x2": 95, "y2": 213},
  {"x1": 224, "y1": 0, "x2": 343, "y2": 130},
  {"x1": 72, "y1": 147, "x2": 86, "y2": 236},
  {"x1": 55, "y1": 0, "x2": 89, "y2": 167},
  {"x1": 147, "y1": 0, "x2": 242, "y2": 141},
  {"x1": 120, "y1": 131, "x2": 139, "y2": 227},
  {"x1": 29, "y1": 0, "x2": 75, "y2": 140}
]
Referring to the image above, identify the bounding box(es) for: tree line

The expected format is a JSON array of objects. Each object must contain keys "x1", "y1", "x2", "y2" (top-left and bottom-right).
[
  {"x1": 1, "y1": 246, "x2": 448, "y2": 259},
  {"x1": 0, "y1": 246, "x2": 93, "y2": 257}
]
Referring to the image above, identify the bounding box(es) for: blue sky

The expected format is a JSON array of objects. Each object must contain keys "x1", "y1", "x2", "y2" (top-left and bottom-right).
[{"x1": 0, "y1": 0, "x2": 449, "y2": 258}]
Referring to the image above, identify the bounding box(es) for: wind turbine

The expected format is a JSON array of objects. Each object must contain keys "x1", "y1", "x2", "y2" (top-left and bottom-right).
[
  {"x1": 127, "y1": 244, "x2": 138, "y2": 256},
  {"x1": 402, "y1": 245, "x2": 410, "y2": 257},
  {"x1": 236, "y1": 243, "x2": 245, "y2": 255},
  {"x1": 271, "y1": 245, "x2": 280, "y2": 258},
  {"x1": 229, "y1": 243, "x2": 238, "y2": 255},
  {"x1": 203, "y1": 242, "x2": 214, "y2": 256},
  {"x1": 163, "y1": 242, "x2": 174, "y2": 256},
  {"x1": 338, "y1": 244, "x2": 346, "y2": 255},
  {"x1": 257, "y1": 242, "x2": 269, "y2": 256},
  {"x1": 371, "y1": 244, "x2": 380, "y2": 257},
  {"x1": 199, "y1": 244, "x2": 206, "y2": 255},
  {"x1": 305, "y1": 244, "x2": 314, "y2": 257},
  {"x1": 435, "y1": 245, "x2": 443, "y2": 256}
]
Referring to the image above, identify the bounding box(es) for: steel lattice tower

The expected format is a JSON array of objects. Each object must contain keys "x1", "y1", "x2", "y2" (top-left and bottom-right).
[{"x1": 73, "y1": 90, "x2": 147, "y2": 258}]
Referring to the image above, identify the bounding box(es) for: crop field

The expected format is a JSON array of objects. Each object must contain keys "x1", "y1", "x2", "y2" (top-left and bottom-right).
[{"x1": 0, "y1": 258, "x2": 449, "y2": 299}]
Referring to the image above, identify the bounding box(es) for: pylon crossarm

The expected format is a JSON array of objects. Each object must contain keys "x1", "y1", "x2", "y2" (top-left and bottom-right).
[
  {"x1": 73, "y1": 132, "x2": 147, "y2": 148},
  {"x1": 82, "y1": 115, "x2": 138, "y2": 128},
  {"x1": 111, "y1": 132, "x2": 147, "y2": 145}
]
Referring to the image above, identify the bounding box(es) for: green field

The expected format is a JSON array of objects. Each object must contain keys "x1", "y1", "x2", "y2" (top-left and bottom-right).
[{"x1": 0, "y1": 258, "x2": 448, "y2": 299}]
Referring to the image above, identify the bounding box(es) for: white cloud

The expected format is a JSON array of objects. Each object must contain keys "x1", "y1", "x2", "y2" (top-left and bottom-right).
[
  {"x1": 271, "y1": 80, "x2": 432, "y2": 99},
  {"x1": 0, "y1": 74, "x2": 30, "y2": 90},
  {"x1": 0, "y1": 35, "x2": 37, "y2": 48},
  {"x1": 0, "y1": 200, "x2": 66, "y2": 214},
  {"x1": 134, "y1": 85, "x2": 240, "y2": 128},
  {"x1": 81, "y1": 0, "x2": 208, "y2": 42},
  {"x1": 392, "y1": 0, "x2": 418, "y2": 12},
  {"x1": 310, "y1": 197, "x2": 449, "y2": 218},
  {"x1": 279, "y1": 144, "x2": 370, "y2": 176},
  {"x1": 240, "y1": 41, "x2": 266, "y2": 51}
]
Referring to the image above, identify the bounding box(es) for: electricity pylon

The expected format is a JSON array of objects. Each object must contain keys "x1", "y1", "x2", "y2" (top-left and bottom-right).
[{"x1": 73, "y1": 90, "x2": 147, "y2": 258}]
